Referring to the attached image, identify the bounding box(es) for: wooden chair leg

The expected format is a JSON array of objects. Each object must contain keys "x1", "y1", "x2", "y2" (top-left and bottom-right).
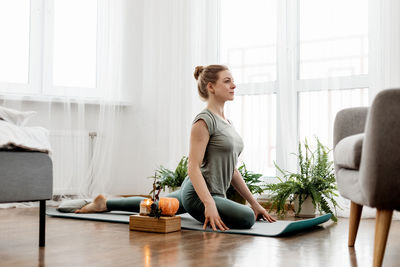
[
  {"x1": 373, "y1": 209, "x2": 393, "y2": 267},
  {"x1": 348, "y1": 201, "x2": 363, "y2": 247}
]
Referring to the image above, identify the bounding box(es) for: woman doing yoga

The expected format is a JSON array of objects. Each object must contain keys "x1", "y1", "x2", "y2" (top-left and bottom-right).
[{"x1": 76, "y1": 64, "x2": 276, "y2": 230}]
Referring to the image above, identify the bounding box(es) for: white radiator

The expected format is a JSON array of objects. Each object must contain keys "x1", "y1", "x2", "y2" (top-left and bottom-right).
[{"x1": 49, "y1": 131, "x2": 97, "y2": 195}]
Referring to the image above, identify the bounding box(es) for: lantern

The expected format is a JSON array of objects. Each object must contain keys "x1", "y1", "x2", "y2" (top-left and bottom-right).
[{"x1": 139, "y1": 199, "x2": 153, "y2": 216}]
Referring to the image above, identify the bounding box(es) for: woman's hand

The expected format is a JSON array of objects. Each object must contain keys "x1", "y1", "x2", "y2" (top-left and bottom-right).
[
  {"x1": 251, "y1": 203, "x2": 276, "y2": 222},
  {"x1": 203, "y1": 202, "x2": 230, "y2": 231}
]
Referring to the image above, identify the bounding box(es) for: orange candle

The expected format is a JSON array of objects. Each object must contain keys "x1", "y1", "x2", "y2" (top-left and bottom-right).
[{"x1": 139, "y1": 199, "x2": 153, "y2": 216}]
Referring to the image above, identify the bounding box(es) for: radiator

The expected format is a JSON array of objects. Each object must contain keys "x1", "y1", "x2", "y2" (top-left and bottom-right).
[{"x1": 49, "y1": 131, "x2": 97, "y2": 195}]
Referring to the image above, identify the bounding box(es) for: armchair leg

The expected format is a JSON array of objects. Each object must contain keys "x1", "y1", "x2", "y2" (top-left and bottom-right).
[
  {"x1": 348, "y1": 201, "x2": 363, "y2": 247},
  {"x1": 39, "y1": 200, "x2": 46, "y2": 247},
  {"x1": 373, "y1": 209, "x2": 393, "y2": 267}
]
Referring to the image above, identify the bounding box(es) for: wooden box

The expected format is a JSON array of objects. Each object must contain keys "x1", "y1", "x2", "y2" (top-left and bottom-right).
[{"x1": 129, "y1": 215, "x2": 181, "y2": 233}]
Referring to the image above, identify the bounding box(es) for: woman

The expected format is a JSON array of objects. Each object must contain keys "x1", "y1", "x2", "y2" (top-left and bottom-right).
[{"x1": 76, "y1": 64, "x2": 275, "y2": 230}]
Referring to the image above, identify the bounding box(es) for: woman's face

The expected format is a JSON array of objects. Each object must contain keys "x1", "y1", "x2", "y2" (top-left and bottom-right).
[{"x1": 209, "y1": 70, "x2": 236, "y2": 101}]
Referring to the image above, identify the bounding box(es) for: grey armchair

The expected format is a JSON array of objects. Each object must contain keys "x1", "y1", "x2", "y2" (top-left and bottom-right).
[{"x1": 333, "y1": 88, "x2": 400, "y2": 267}]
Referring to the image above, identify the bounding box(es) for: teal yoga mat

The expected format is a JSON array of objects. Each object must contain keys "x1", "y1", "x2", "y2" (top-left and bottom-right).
[{"x1": 46, "y1": 207, "x2": 331, "y2": 237}]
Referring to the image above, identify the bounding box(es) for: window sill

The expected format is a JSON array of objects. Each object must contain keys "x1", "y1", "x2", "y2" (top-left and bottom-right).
[{"x1": 0, "y1": 93, "x2": 132, "y2": 107}]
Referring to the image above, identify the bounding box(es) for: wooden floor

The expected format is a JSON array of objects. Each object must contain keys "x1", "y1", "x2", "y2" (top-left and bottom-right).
[{"x1": 1, "y1": 208, "x2": 400, "y2": 267}]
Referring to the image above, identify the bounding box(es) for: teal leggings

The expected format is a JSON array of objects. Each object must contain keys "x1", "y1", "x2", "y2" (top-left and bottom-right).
[{"x1": 106, "y1": 178, "x2": 255, "y2": 229}]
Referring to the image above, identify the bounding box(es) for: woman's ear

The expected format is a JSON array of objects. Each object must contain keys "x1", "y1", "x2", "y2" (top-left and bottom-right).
[{"x1": 207, "y1": 82, "x2": 215, "y2": 94}]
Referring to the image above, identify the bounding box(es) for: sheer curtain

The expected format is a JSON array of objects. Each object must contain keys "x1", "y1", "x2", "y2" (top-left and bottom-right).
[
  {"x1": 0, "y1": 0, "x2": 125, "y2": 199},
  {"x1": 221, "y1": 0, "x2": 381, "y2": 218},
  {"x1": 369, "y1": 0, "x2": 400, "y2": 102},
  {"x1": 279, "y1": 0, "x2": 399, "y2": 218},
  {"x1": 280, "y1": 0, "x2": 370, "y2": 218},
  {"x1": 103, "y1": 0, "x2": 219, "y2": 195},
  {"x1": 361, "y1": 0, "x2": 400, "y2": 219},
  {"x1": 223, "y1": 0, "x2": 368, "y2": 174},
  {"x1": 0, "y1": 0, "x2": 222, "y2": 200}
]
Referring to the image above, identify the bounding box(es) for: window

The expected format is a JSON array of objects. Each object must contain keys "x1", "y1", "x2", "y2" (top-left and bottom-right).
[
  {"x1": 220, "y1": 0, "x2": 277, "y2": 84},
  {"x1": 220, "y1": 0, "x2": 368, "y2": 177},
  {"x1": 226, "y1": 94, "x2": 276, "y2": 176},
  {"x1": 298, "y1": 0, "x2": 369, "y2": 148},
  {"x1": 0, "y1": 0, "x2": 104, "y2": 98},
  {"x1": 52, "y1": 0, "x2": 97, "y2": 89},
  {"x1": 299, "y1": 0, "x2": 368, "y2": 79},
  {"x1": 221, "y1": 0, "x2": 277, "y2": 176},
  {"x1": 0, "y1": 0, "x2": 30, "y2": 84},
  {"x1": 298, "y1": 88, "x2": 369, "y2": 147}
]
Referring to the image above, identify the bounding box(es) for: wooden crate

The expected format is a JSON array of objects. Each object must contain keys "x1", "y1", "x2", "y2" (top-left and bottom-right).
[{"x1": 129, "y1": 215, "x2": 181, "y2": 233}]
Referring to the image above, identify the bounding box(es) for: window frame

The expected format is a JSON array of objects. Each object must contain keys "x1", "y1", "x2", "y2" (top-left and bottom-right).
[
  {"x1": 0, "y1": 0, "x2": 43, "y2": 95},
  {"x1": 0, "y1": 0, "x2": 107, "y2": 99},
  {"x1": 219, "y1": 0, "x2": 369, "y2": 176}
]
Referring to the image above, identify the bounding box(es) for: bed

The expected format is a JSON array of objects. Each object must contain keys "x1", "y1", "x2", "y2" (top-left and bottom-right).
[{"x1": 0, "y1": 151, "x2": 53, "y2": 247}]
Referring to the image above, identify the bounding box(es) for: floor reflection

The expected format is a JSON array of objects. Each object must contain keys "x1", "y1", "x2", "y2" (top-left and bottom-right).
[
  {"x1": 348, "y1": 247, "x2": 359, "y2": 267},
  {"x1": 38, "y1": 247, "x2": 45, "y2": 267},
  {"x1": 126, "y1": 218, "x2": 377, "y2": 267}
]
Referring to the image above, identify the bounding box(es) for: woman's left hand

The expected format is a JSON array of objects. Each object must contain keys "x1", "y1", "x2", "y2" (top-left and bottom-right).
[{"x1": 251, "y1": 203, "x2": 276, "y2": 222}]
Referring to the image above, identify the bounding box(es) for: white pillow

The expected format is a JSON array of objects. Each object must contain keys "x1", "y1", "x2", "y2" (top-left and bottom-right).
[{"x1": 0, "y1": 106, "x2": 36, "y2": 126}]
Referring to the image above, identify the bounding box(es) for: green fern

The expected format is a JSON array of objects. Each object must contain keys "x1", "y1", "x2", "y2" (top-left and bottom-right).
[
  {"x1": 226, "y1": 163, "x2": 266, "y2": 202},
  {"x1": 265, "y1": 137, "x2": 340, "y2": 222},
  {"x1": 149, "y1": 156, "x2": 188, "y2": 193}
]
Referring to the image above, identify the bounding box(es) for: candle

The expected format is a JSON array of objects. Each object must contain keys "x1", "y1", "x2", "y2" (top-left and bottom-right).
[{"x1": 140, "y1": 199, "x2": 153, "y2": 216}]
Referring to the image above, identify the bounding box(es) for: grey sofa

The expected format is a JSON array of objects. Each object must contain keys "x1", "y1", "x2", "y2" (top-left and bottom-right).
[
  {"x1": 0, "y1": 151, "x2": 53, "y2": 247},
  {"x1": 333, "y1": 88, "x2": 400, "y2": 267}
]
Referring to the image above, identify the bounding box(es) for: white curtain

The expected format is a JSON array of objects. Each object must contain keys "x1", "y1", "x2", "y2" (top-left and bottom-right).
[
  {"x1": 299, "y1": 0, "x2": 400, "y2": 219},
  {"x1": 0, "y1": 0, "x2": 221, "y2": 200},
  {"x1": 0, "y1": 0, "x2": 125, "y2": 199},
  {"x1": 353, "y1": 0, "x2": 400, "y2": 219},
  {"x1": 103, "y1": 0, "x2": 219, "y2": 195},
  {"x1": 335, "y1": 0, "x2": 400, "y2": 219},
  {"x1": 221, "y1": 0, "x2": 376, "y2": 218},
  {"x1": 369, "y1": 0, "x2": 400, "y2": 102},
  {"x1": 296, "y1": 0, "x2": 368, "y2": 218}
]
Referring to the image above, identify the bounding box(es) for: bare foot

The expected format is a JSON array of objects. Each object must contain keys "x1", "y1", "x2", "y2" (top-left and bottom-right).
[{"x1": 75, "y1": 194, "x2": 108, "y2": 213}]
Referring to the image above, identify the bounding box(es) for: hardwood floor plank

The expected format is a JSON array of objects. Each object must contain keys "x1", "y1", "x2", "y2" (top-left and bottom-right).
[{"x1": 0, "y1": 208, "x2": 399, "y2": 267}]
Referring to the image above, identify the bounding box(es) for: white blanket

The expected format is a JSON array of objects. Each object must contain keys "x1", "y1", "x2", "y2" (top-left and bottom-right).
[{"x1": 0, "y1": 120, "x2": 51, "y2": 153}]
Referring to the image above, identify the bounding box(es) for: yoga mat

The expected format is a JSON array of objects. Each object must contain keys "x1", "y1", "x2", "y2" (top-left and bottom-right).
[{"x1": 46, "y1": 207, "x2": 331, "y2": 237}]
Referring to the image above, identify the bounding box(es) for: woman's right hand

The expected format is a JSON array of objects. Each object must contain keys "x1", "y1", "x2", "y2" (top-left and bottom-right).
[{"x1": 203, "y1": 202, "x2": 229, "y2": 231}]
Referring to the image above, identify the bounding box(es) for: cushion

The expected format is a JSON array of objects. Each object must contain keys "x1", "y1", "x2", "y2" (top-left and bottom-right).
[
  {"x1": 57, "y1": 199, "x2": 92, "y2": 213},
  {"x1": 334, "y1": 133, "x2": 364, "y2": 170},
  {"x1": 0, "y1": 106, "x2": 36, "y2": 126}
]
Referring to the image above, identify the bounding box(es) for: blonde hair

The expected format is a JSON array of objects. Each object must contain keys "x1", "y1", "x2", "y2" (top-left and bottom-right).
[{"x1": 194, "y1": 64, "x2": 229, "y2": 100}]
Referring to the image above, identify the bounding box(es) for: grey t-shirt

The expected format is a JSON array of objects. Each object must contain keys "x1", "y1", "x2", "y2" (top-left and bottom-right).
[{"x1": 192, "y1": 108, "x2": 244, "y2": 197}]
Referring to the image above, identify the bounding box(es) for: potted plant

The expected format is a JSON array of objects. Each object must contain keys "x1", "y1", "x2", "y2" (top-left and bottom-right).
[
  {"x1": 226, "y1": 163, "x2": 266, "y2": 204},
  {"x1": 265, "y1": 138, "x2": 339, "y2": 222},
  {"x1": 150, "y1": 156, "x2": 188, "y2": 193}
]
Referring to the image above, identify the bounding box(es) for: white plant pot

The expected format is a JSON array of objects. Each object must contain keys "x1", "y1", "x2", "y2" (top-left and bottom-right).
[{"x1": 294, "y1": 195, "x2": 316, "y2": 218}]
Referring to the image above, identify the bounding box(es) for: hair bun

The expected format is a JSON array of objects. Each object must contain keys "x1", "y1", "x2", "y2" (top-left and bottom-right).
[{"x1": 194, "y1": 66, "x2": 204, "y2": 80}]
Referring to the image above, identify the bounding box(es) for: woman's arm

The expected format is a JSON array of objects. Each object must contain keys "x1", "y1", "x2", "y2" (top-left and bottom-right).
[
  {"x1": 188, "y1": 120, "x2": 229, "y2": 231},
  {"x1": 231, "y1": 168, "x2": 276, "y2": 222}
]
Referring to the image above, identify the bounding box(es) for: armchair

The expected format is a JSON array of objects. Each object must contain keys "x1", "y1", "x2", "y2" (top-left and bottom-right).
[{"x1": 333, "y1": 88, "x2": 400, "y2": 267}]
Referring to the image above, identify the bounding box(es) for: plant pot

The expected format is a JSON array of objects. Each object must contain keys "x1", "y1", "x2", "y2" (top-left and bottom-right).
[{"x1": 294, "y1": 195, "x2": 316, "y2": 218}]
